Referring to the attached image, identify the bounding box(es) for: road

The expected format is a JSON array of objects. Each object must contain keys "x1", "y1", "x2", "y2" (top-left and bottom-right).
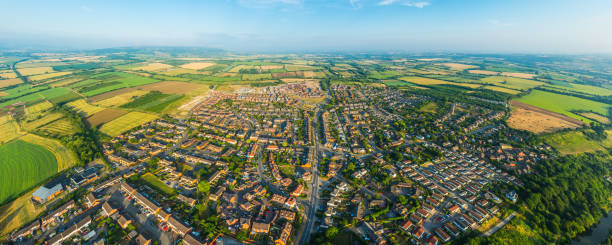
[
  {"x1": 481, "y1": 211, "x2": 517, "y2": 236},
  {"x1": 296, "y1": 108, "x2": 322, "y2": 245}
]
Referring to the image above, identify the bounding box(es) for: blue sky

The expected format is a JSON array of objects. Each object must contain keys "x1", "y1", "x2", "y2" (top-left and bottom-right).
[{"x1": 0, "y1": 0, "x2": 611, "y2": 53}]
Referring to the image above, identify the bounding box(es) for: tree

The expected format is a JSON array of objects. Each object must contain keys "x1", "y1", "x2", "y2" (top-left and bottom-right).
[
  {"x1": 325, "y1": 227, "x2": 338, "y2": 239},
  {"x1": 198, "y1": 181, "x2": 210, "y2": 194},
  {"x1": 236, "y1": 230, "x2": 247, "y2": 241}
]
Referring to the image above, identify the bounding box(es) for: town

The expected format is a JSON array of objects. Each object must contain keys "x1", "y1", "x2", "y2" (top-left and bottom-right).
[{"x1": 8, "y1": 81, "x2": 555, "y2": 245}]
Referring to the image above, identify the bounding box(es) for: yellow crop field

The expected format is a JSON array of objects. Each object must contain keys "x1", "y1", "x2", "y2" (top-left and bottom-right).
[
  {"x1": 501, "y1": 72, "x2": 536, "y2": 79},
  {"x1": 260, "y1": 65, "x2": 283, "y2": 70},
  {"x1": 0, "y1": 78, "x2": 23, "y2": 88},
  {"x1": 442, "y1": 63, "x2": 478, "y2": 70},
  {"x1": 468, "y1": 70, "x2": 499, "y2": 75},
  {"x1": 66, "y1": 99, "x2": 106, "y2": 116},
  {"x1": 180, "y1": 62, "x2": 216, "y2": 70},
  {"x1": 399, "y1": 76, "x2": 482, "y2": 88},
  {"x1": 28, "y1": 71, "x2": 72, "y2": 81},
  {"x1": 93, "y1": 90, "x2": 148, "y2": 107},
  {"x1": 0, "y1": 116, "x2": 23, "y2": 144},
  {"x1": 20, "y1": 134, "x2": 77, "y2": 171},
  {"x1": 21, "y1": 112, "x2": 64, "y2": 131},
  {"x1": 38, "y1": 118, "x2": 78, "y2": 136},
  {"x1": 26, "y1": 101, "x2": 54, "y2": 114},
  {"x1": 483, "y1": 86, "x2": 521, "y2": 94},
  {"x1": 480, "y1": 76, "x2": 544, "y2": 90},
  {"x1": 0, "y1": 71, "x2": 17, "y2": 79},
  {"x1": 100, "y1": 111, "x2": 159, "y2": 136},
  {"x1": 132, "y1": 62, "x2": 173, "y2": 71},
  {"x1": 18, "y1": 67, "x2": 54, "y2": 76},
  {"x1": 160, "y1": 68, "x2": 208, "y2": 75},
  {"x1": 228, "y1": 65, "x2": 252, "y2": 73}
]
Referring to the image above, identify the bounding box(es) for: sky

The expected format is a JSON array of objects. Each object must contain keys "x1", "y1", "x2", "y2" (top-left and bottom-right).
[{"x1": 0, "y1": 0, "x2": 611, "y2": 53}]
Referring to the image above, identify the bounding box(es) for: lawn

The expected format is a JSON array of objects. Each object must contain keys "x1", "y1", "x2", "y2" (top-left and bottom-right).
[
  {"x1": 515, "y1": 90, "x2": 610, "y2": 123},
  {"x1": 0, "y1": 140, "x2": 58, "y2": 204},
  {"x1": 141, "y1": 172, "x2": 176, "y2": 196},
  {"x1": 99, "y1": 111, "x2": 158, "y2": 136},
  {"x1": 542, "y1": 129, "x2": 612, "y2": 155},
  {"x1": 480, "y1": 76, "x2": 544, "y2": 90}
]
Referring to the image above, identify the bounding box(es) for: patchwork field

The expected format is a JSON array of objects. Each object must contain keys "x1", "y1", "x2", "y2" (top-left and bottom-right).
[
  {"x1": 120, "y1": 91, "x2": 184, "y2": 113},
  {"x1": 441, "y1": 63, "x2": 478, "y2": 70},
  {"x1": 0, "y1": 116, "x2": 22, "y2": 144},
  {"x1": 66, "y1": 99, "x2": 106, "y2": 116},
  {"x1": 180, "y1": 62, "x2": 216, "y2": 70},
  {"x1": 542, "y1": 129, "x2": 612, "y2": 155},
  {"x1": 86, "y1": 108, "x2": 128, "y2": 127},
  {"x1": 483, "y1": 85, "x2": 521, "y2": 94},
  {"x1": 25, "y1": 101, "x2": 53, "y2": 116},
  {"x1": 132, "y1": 62, "x2": 173, "y2": 71},
  {"x1": 480, "y1": 76, "x2": 545, "y2": 90},
  {"x1": 17, "y1": 67, "x2": 54, "y2": 76},
  {"x1": 20, "y1": 112, "x2": 64, "y2": 131},
  {"x1": 28, "y1": 71, "x2": 72, "y2": 81},
  {"x1": 468, "y1": 70, "x2": 499, "y2": 75},
  {"x1": 501, "y1": 72, "x2": 536, "y2": 79},
  {"x1": 79, "y1": 72, "x2": 159, "y2": 96},
  {"x1": 92, "y1": 90, "x2": 148, "y2": 107},
  {"x1": 0, "y1": 78, "x2": 23, "y2": 88},
  {"x1": 399, "y1": 76, "x2": 481, "y2": 88},
  {"x1": 242, "y1": 73, "x2": 272, "y2": 80},
  {"x1": 0, "y1": 71, "x2": 17, "y2": 79},
  {"x1": 135, "y1": 81, "x2": 205, "y2": 94},
  {"x1": 514, "y1": 90, "x2": 610, "y2": 123},
  {"x1": 37, "y1": 118, "x2": 79, "y2": 136},
  {"x1": 0, "y1": 140, "x2": 58, "y2": 204},
  {"x1": 99, "y1": 111, "x2": 158, "y2": 136},
  {"x1": 507, "y1": 102, "x2": 582, "y2": 134}
]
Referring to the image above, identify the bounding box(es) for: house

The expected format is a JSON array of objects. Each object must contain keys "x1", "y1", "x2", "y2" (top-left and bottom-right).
[
  {"x1": 401, "y1": 220, "x2": 414, "y2": 232},
  {"x1": 177, "y1": 194, "x2": 197, "y2": 207},
  {"x1": 506, "y1": 190, "x2": 518, "y2": 203},
  {"x1": 167, "y1": 216, "x2": 192, "y2": 236},
  {"x1": 183, "y1": 234, "x2": 204, "y2": 245},
  {"x1": 85, "y1": 192, "x2": 99, "y2": 207},
  {"x1": 118, "y1": 214, "x2": 132, "y2": 229},
  {"x1": 251, "y1": 222, "x2": 270, "y2": 234},
  {"x1": 279, "y1": 210, "x2": 296, "y2": 222},
  {"x1": 291, "y1": 184, "x2": 303, "y2": 196},
  {"x1": 134, "y1": 233, "x2": 152, "y2": 245},
  {"x1": 434, "y1": 228, "x2": 451, "y2": 242},
  {"x1": 32, "y1": 183, "x2": 63, "y2": 203},
  {"x1": 102, "y1": 201, "x2": 117, "y2": 216},
  {"x1": 275, "y1": 222, "x2": 292, "y2": 245}
]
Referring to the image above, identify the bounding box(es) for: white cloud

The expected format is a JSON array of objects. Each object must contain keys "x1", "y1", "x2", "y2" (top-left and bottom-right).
[
  {"x1": 350, "y1": 0, "x2": 363, "y2": 9},
  {"x1": 378, "y1": 0, "x2": 430, "y2": 8},
  {"x1": 237, "y1": 0, "x2": 302, "y2": 8}
]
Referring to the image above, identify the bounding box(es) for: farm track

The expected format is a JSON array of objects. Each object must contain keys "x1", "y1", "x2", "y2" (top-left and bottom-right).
[{"x1": 510, "y1": 100, "x2": 584, "y2": 126}]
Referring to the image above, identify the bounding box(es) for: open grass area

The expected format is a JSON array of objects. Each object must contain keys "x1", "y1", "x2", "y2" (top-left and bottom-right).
[
  {"x1": 485, "y1": 217, "x2": 547, "y2": 245},
  {"x1": 66, "y1": 99, "x2": 106, "y2": 116},
  {"x1": 419, "y1": 102, "x2": 438, "y2": 113},
  {"x1": 99, "y1": 111, "x2": 158, "y2": 136},
  {"x1": 0, "y1": 140, "x2": 57, "y2": 204},
  {"x1": 542, "y1": 129, "x2": 612, "y2": 155},
  {"x1": 141, "y1": 172, "x2": 176, "y2": 196},
  {"x1": 514, "y1": 90, "x2": 610, "y2": 123},
  {"x1": 480, "y1": 76, "x2": 544, "y2": 90}
]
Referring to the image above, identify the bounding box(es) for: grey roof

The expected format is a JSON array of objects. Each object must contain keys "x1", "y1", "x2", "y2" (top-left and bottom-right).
[{"x1": 32, "y1": 184, "x2": 63, "y2": 200}]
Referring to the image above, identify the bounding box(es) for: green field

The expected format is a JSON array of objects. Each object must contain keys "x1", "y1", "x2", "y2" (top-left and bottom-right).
[
  {"x1": 544, "y1": 83, "x2": 612, "y2": 96},
  {"x1": 368, "y1": 70, "x2": 401, "y2": 79},
  {"x1": 120, "y1": 91, "x2": 184, "y2": 113},
  {"x1": 241, "y1": 73, "x2": 272, "y2": 80},
  {"x1": 0, "y1": 140, "x2": 58, "y2": 204},
  {"x1": 141, "y1": 173, "x2": 176, "y2": 196},
  {"x1": 542, "y1": 129, "x2": 612, "y2": 155},
  {"x1": 77, "y1": 72, "x2": 159, "y2": 96},
  {"x1": 99, "y1": 111, "x2": 158, "y2": 136},
  {"x1": 480, "y1": 76, "x2": 544, "y2": 90},
  {"x1": 515, "y1": 90, "x2": 610, "y2": 123}
]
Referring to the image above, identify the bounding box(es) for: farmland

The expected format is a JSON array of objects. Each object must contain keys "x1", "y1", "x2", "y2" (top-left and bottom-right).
[
  {"x1": 0, "y1": 116, "x2": 22, "y2": 144},
  {"x1": 77, "y1": 72, "x2": 159, "y2": 96},
  {"x1": 507, "y1": 105, "x2": 581, "y2": 134},
  {"x1": 132, "y1": 62, "x2": 173, "y2": 71},
  {"x1": 86, "y1": 108, "x2": 128, "y2": 127},
  {"x1": 0, "y1": 140, "x2": 58, "y2": 204},
  {"x1": 180, "y1": 62, "x2": 216, "y2": 70},
  {"x1": 544, "y1": 83, "x2": 612, "y2": 96},
  {"x1": 17, "y1": 67, "x2": 53, "y2": 76},
  {"x1": 99, "y1": 111, "x2": 158, "y2": 136},
  {"x1": 37, "y1": 118, "x2": 79, "y2": 136},
  {"x1": 120, "y1": 91, "x2": 184, "y2": 113},
  {"x1": 28, "y1": 71, "x2": 72, "y2": 81},
  {"x1": 92, "y1": 90, "x2": 148, "y2": 107},
  {"x1": 66, "y1": 99, "x2": 106, "y2": 116},
  {"x1": 399, "y1": 76, "x2": 481, "y2": 88},
  {"x1": 480, "y1": 76, "x2": 544, "y2": 90},
  {"x1": 514, "y1": 90, "x2": 610, "y2": 123},
  {"x1": 441, "y1": 62, "x2": 478, "y2": 70},
  {"x1": 483, "y1": 85, "x2": 521, "y2": 94},
  {"x1": 0, "y1": 78, "x2": 22, "y2": 88}
]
